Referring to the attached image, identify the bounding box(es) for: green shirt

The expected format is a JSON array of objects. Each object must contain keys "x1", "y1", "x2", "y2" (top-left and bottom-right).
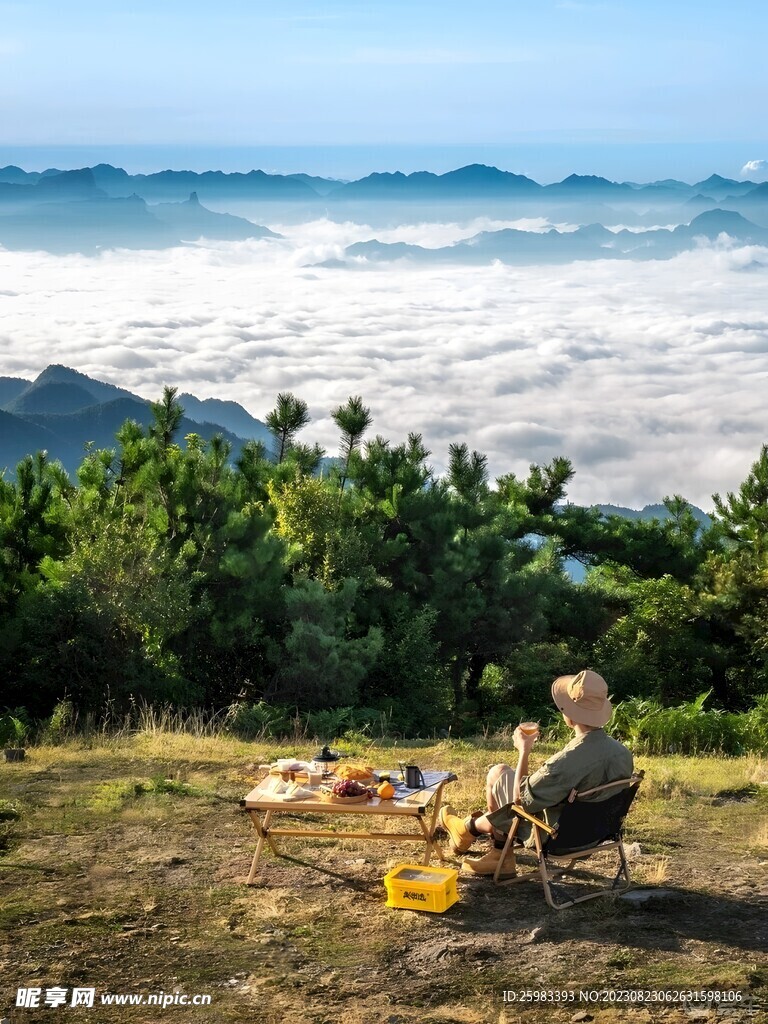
[{"x1": 488, "y1": 728, "x2": 634, "y2": 841}]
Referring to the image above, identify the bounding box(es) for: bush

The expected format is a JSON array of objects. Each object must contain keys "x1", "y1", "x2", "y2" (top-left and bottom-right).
[
  {"x1": 303, "y1": 706, "x2": 353, "y2": 741},
  {"x1": 0, "y1": 708, "x2": 30, "y2": 748},
  {"x1": 45, "y1": 699, "x2": 76, "y2": 742},
  {"x1": 608, "y1": 691, "x2": 768, "y2": 755},
  {"x1": 223, "y1": 701, "x2": 293, "y2": 739}
]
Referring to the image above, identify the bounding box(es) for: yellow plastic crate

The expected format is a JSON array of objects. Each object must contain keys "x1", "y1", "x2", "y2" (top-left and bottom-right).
[{"x1": 383, "y1": 863, "x2": 459, "y2": 913}]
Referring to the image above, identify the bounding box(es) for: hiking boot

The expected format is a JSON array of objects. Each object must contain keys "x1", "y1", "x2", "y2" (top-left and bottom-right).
[
  {"x1": 438, "y1": 805, "x2": 475, "y2": 855},
  {"x1": 461, "y1": 845, "x2": 517, "y2": 879}
]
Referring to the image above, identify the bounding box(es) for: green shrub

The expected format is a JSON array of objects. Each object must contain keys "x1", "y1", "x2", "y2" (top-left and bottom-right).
[
  {"x1": 608, "y1": 691, "x2": 767, "y2": 755},
  {"x1": 0, "y1": 800, "x2": 21, "y2": 822},
  {"x1": 46, "y1": 699, "x2": 76, "y2": 742},
  {"x1": 742, "y1": 694, "x2": 768, "y2": 752},
  {"x1": 223, "y1": 701, "x2": 292, "y2": 739},
  {"x1": 303, "y1": 707, "x2": 353, "y2": 741},
  {"x1": 0, "y1": 708, "x2": 30, "y2": 747}
]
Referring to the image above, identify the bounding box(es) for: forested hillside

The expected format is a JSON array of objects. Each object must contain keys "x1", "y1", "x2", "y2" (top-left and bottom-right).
[{"x1": 1, "y1": 386, "x2": 767, "y2": 736}]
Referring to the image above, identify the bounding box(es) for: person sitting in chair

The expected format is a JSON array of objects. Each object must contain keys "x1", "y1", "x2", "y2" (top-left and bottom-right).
[{"x1": 440, "y1": 669, "x2": 633, "y2": 878}]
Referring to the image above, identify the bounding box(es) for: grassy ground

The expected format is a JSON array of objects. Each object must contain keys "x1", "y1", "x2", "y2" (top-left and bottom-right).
[{"x1": 1, "y1": 732, "x2": 767, "y2": 1024}]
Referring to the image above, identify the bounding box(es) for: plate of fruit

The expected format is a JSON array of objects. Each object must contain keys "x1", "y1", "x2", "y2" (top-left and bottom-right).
[{"x1": 321, "y1": 779, "x2": 373, "y2": 803}]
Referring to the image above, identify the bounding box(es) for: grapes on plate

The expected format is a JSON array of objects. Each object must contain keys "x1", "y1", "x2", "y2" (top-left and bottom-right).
[{"x1": 331, "y1": 779, "x2": 367, "y2": 797}]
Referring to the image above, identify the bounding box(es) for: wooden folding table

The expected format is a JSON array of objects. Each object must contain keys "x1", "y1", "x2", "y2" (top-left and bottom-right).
[{"x1": 241, "y1": 772, "x2": 456, "y2": 883}]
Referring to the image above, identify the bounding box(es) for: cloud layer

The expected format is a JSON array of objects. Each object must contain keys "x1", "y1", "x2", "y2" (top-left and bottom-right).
[{"x1": 1, "y1": 220, "x2": 767, "y2": 510}]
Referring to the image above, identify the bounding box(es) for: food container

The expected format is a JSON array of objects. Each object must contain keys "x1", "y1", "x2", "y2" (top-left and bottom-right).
[
  {"x1": 383, "y1": 864, "x2": 459, "y2": 913},
  {"x1": 320, "y1": 792, "x2": 369, "y2": 804}
]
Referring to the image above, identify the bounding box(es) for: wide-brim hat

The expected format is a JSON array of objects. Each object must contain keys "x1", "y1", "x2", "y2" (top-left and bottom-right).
[{"x1": 551, "y1": 669, "x2": 612, "y2": 728}]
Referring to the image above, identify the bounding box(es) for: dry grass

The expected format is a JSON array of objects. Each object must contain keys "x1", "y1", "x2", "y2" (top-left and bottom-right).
[
  {"x1": 632, "y1": 855, "x2": 671, "y2": 885},
  {"x1": 749, "y1": 820, "x2": 768, "y2": 853},
  {"x1": 0, "y1": 732, "x2": 766, "y2": 1024}
]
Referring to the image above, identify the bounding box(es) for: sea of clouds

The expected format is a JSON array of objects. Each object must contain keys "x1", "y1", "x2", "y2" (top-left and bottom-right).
[{"x1": 1, "y1": 217, "x2": 767, "y2": 510}]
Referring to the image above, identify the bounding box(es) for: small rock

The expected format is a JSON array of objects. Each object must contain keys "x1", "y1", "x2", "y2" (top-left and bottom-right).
[
  {"x1": 620, "y1": 887, "x2": 673, "y2": 904},
  {"x1": 571, "y1": 1013, "x2": 593, "y2": 1023},
  {"x1": 625, "y1": 842, "x2": 642, "y2": 858}
]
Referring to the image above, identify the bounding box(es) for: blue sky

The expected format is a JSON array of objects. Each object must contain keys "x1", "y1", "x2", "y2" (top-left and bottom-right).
[{"x1": 1, "y1": 0, "x2": 767, "y2": 179}]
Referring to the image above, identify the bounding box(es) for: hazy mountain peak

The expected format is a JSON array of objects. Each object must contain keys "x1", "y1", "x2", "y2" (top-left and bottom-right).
[
  {"x1": 0, "y1": 365, "x2": 274, "y2": 476},
  {"x1": 686, "y1": 208, "x2": 761, "y2": 233},
  {"x1": 566, "y1": 173, "x2": 612, "y2": 184},
  {"x1": 695, "y1": 173, "x2": 740, "y2": 189},
  {"x1": 33, "y1": 364, "x2": 137, "y2": 403}
]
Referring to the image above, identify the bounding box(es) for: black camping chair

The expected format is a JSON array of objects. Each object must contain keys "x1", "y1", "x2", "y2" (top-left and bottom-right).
[{"x1": 493, "y1": 771, "x2": 644, "y2": 910}]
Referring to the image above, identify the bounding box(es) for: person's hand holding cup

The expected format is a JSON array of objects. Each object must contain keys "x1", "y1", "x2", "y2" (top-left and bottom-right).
[{"x1": 513, "y1": 721, "x2": 540, "y2": 753}]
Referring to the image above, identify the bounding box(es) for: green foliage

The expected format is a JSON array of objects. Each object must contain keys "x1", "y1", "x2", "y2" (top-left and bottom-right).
[
  {"x1": 224, "y1": 701, "x2": 293, "y2": 739},
  {"x1": 0, "y1": 799, "x2": 22, "y2": 822},
  {"x1": 142, "y1": 774, "x2": 199, "y2": 797},
  {"x1": 46, "y1": 699, "x2": 76, "y2": 742},
  {"x1": 478, "y1": 642, "x2": 582, "y2": 727},
  {"x1": 363, "y1": 605, "x2": 451, "y2": 735},
  {"x1": 332, "y1": 395, "x2": 373, "y2": 492},
  {"x1": 271, "y1": 577, "x2": 383, "y2": 709},
  {"x1": 6, "y1": 388, "x2": 768, "y2": 738},
  {"x1": 87, "y1": 774, "x2": 199, "y2": 812},
  {"x1": 303, "y1": 706, "x2": 354, "y2": 741},
  {"x1": 594, "y1": 574, "x2": 713, "y2": 703},
  {"x1": 0, "y1": 709, "x2": 30, "y2": 747},
  {"x1": 702, "y1": 444, "x2": 768, "y2": 705},
  {"x1": 266, "y1": 392, "x2": 311, "y2": 463},
  {"x1": 608, "y1": 691, "x2": 768, "y2": 755}
]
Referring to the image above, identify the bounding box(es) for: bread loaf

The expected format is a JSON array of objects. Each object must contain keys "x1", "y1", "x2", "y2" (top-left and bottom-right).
[{"x1": 335, "y1": 764, "x2": 375, "y2": 782}]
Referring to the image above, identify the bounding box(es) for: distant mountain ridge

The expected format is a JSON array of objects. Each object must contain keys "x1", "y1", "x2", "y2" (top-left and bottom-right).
[
  {"x1": 2, "y1": 161, "x2": 768, "y2": 252},
  {"x1": 338, "y1": 209, "x2": 768, "y2": 267},
  {"x1": 1, "y1": 161, "x2": 765, "y2": 205},
  {"x1": 594, "y1": 502, "x2": 711, "y2": 528},
  {"x1": 0, "y1": 365, "x2": 272, "y2": 476}
]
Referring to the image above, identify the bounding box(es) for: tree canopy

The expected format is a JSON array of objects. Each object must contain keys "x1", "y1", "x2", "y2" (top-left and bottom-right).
[{"x1": 1, "y1": 388, "x2": 765, "y2": 731}]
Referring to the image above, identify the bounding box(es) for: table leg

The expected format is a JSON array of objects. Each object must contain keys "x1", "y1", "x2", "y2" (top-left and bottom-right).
[
  {"x1": 247, "y1": 809, "x2": 276, "y2": 884},
  {"x1": 417, "y1": 816, "x2": 439, "y2": 865},
  {"x1": 427, "y1": 782, "x2": 448, "y2": 861}
]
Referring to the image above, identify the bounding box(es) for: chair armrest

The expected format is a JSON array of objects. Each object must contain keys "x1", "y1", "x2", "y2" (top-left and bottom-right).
[{"x1": 507, "y1": 804, "x2": 556, "y2": 835}]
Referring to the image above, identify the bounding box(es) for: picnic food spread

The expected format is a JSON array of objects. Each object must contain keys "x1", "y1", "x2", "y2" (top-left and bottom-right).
[
  {"x1": 256, "y1": 760, "x2": 455, "y2": 806},
  {"x1": 334, "y1": 764, "x2": 376, "y2": 782}
]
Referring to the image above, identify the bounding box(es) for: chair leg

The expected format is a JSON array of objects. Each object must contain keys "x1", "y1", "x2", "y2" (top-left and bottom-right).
[
  {"x1": 544, "y1": 842, "x2": 634, "y2": 908},
  {"x1": 611, "y1": 839, "x2": 632, "y2": 891},
  {"x1": 530, "y1": 827, "x2": 570, "y2": 909},
  {"x1": 493, "y1": 817, "x2": 520, "y2": 885}
]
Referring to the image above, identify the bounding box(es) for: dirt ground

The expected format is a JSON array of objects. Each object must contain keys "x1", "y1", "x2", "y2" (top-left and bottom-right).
[{"x1": 1, "y1": 737, "x2": 766, "y2": 1024}]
